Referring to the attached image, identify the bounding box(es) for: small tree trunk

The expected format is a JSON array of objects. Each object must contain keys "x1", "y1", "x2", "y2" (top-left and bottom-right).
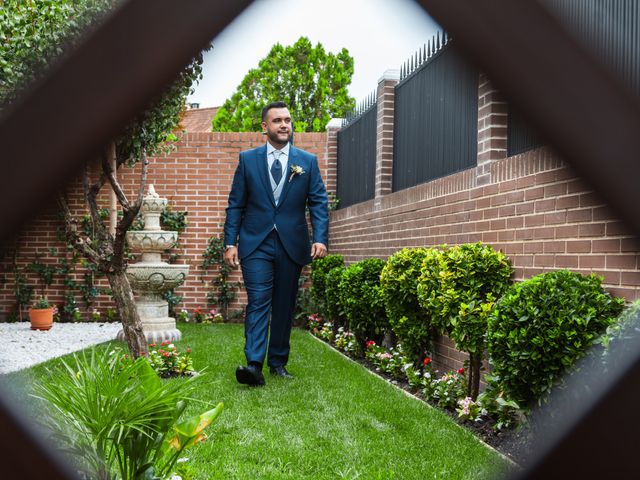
[
  {"x1": 108, "y1": 142, "x2": 117, "y2": 236},
  {"x1": 469, "y1": 353, "x2": 482, "y2": 400},
  {"x1": 107, "y1": 270, "x2": 148, "y2": 358}
]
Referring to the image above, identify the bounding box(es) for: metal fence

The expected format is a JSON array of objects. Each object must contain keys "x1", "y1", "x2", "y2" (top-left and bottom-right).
[
  {"x1": 509, "y1": 0, "x2": 640, "y2": 155},
  {"x1": 336, "y1": 93, "x2": 377, "y2": 208},
  {"x1": 393, "y1": 34, "x2": 478, "y2": 192}
]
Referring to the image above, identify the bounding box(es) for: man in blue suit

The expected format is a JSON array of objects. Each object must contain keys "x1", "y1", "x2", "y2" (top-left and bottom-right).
[{"x1": 224, "y1": 101, "x2": 329, "y2": 386}]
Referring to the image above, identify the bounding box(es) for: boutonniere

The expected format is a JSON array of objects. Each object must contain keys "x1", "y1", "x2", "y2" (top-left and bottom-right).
[{"x1": 289, "y1": 164, "x2": 305, "y2": 182}]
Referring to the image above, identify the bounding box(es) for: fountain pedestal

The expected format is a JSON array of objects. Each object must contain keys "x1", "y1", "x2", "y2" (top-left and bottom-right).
[{"x1": 117, "y1": 187, "x2": 189, "y2": 343}]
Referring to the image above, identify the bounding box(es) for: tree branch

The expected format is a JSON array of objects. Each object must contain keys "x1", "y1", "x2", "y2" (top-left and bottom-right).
[
  {"x1": 112, "y1": 144, "x2": 148, "y2": 268},
  {"x1": 102, "y1": 143, "x2": 131, "y2": 210}
]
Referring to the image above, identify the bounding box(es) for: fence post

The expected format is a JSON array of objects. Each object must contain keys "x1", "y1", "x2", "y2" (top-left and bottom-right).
[
  {"x1": 375, "y1": 69, "x2": 400, "y2": 209},
  {"x1": 476, "y1": 73, "x2": 508, "y2": 185},
  {"x1": 325, "y1": 118, "x2": 342, "y2": 199}
]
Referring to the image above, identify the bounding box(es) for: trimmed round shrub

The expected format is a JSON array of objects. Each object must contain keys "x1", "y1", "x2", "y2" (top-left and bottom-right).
[
  {"x1": 416, "y1": 247, "x2": 447, "y2": 332},
  {"x1": 310, "y1": 254, "x2": 344, "y2": 316},
  {"x1": 487, "y1": 270, "x2": 624, "y2": 406},
  {"x1": 419, "y1": 243, "x2": 512, "y2": 398},
  {"x1": 325, "y1": 266, "x2": 345, "y2": 324},
  {"x1": 380, "y1": 248, "x2": 434, "y2": 362},
  {"x1": 339, "y1": 258, "x2": 387, "y2": 347}
]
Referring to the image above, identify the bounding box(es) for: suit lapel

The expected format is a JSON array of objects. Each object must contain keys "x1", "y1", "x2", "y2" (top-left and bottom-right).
[{"x1": 256, "y1": 145, "x2": 275, "y2": 207}]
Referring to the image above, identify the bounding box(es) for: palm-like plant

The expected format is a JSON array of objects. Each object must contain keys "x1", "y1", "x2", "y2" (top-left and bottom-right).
[{"x1": 33, "y1": 348, "x2": 222, "y2": 479}]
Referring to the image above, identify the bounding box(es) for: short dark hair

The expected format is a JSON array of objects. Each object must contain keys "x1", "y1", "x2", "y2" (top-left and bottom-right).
[{"x1": 262, "y1": 101, "x2": 288, "y2": 122}]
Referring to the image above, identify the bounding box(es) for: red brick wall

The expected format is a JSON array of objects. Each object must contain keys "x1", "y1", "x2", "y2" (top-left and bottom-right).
[
  {"x1": 328, "y1": 146, "x2": 640, "y2": 371},
  {"x1": 0, "y1": 132, "x2": 328, "y2": 321}
]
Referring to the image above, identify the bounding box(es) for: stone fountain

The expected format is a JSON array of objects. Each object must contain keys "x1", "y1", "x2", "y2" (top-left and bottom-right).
[{"x1": 117, "y1": 185, "x2": 189, "y2": 343}]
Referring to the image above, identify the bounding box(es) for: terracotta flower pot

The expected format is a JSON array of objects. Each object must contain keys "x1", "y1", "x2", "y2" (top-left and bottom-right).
[{"x1": 29, "y1": 308, "x2": 54, "y2": 331}]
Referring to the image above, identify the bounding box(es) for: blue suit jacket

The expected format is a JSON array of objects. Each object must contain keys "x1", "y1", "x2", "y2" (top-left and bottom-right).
[{"x1": 224, "y1": 144, "x2": 329, "y2": 266}]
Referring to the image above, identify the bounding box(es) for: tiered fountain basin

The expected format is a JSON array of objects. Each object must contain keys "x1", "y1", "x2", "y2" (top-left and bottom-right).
[
  {"x1": 126, "y1": 231, "x2": 178, "y2": 252},
  {"x1": 116, "y1": 186, "x2": 189, "y2": 343},
  {"x1": 126, "y1": 263, "x2": 189, "y2": 293}
]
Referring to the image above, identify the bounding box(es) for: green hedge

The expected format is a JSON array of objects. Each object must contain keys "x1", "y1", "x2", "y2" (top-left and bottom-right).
[
  {"x1": 380, "y1": 248, "x2": 434, "y2": 362},
  {"x1": 487, "y1": 270, "x2": 624, "y2": 406},
  {"x1": 339, "y1": 258, "x2": 387, "y2": 347},
  {"x1": 310, "y1": 255, "x2": 344, "y2": 318},
  {"x1": 325, "y1": 266, "x2": 345, "y2": 324}
]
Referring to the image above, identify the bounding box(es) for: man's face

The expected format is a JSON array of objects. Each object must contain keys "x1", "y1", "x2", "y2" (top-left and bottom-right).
[{"x1": 262, "y1": 107, "x2": 292, "y2": 147}]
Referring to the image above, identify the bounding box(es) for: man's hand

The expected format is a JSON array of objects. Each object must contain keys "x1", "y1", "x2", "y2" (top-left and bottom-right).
[
  {"x1": 224, "y1": 246, "x2": 240, "y2": 268},
  {"x1": 311, "y1": 242, "x2": 327, "y2": 260}
]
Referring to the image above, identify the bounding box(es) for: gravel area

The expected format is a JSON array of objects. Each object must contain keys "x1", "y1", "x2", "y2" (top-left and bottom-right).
[{"x1": 0, "y1": 322, "x2": 121, "y2": 374}]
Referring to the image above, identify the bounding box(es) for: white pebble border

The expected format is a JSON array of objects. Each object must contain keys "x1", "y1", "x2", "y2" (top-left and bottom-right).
[{"x1": 0, "y1": 322, "x2": 122, "y2": 374}]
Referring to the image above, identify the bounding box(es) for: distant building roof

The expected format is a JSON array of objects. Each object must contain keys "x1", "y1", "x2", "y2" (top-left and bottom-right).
[{"x1": 180, "y1": 106, "x2": 218, "y2": 132}]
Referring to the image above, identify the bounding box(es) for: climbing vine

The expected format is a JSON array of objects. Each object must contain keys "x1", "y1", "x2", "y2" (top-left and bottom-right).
[{"x1": 202, "y1": 235, "x2": 241, "y2": 321}]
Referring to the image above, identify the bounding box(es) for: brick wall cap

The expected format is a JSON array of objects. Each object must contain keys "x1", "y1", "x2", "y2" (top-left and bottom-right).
[
  {"x1": 326, "y1": 118, "x2": 343, "y2": 129},
  {"x1": 379, "y1": 69, "x2": 400, "y2": 82}
]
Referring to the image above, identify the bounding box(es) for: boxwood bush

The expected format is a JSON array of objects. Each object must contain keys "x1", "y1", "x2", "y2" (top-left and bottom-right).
[
  {"x1": 325, "y1": 265, "x2": 346, "y2": 329},
  {"x1": 487, "y1": 270, "x2": 624, "y2": 406},
  {"x1": 310, "y1": 255, "x2": 344, "y2": 318},
  {"x1": 418, "y1": 243, "x2": 512, "y2": 399},
  {"x1": 380, "y1": 248, "x2": 434, "y2": 363},
  {"x1": 339, "y1": 258, "x2": 387, "y2": 348}
]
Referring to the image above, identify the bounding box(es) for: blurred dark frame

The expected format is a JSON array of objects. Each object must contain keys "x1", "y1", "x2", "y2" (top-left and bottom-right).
[{"x1": 1, "y1": 0, "x2": 639, "y2": 478}]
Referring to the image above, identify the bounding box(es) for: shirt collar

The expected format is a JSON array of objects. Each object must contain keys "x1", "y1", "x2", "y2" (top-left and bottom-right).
[{"x1": 266, "y1": 142, "x2": 290, "y2": 158}]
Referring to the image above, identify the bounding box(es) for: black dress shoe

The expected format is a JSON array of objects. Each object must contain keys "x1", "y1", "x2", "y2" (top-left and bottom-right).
[
  {"x1": 236, "y1": 364, "x2": 265, "y2": 386},
  {"x1": 269, "y1": 365, "x2": 294, "y2": 379}
]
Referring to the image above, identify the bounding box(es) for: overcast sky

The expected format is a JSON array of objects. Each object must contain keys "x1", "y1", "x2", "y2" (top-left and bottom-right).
[{"x1": 187, "y1": 0, "x2": 439, "y2": 108}]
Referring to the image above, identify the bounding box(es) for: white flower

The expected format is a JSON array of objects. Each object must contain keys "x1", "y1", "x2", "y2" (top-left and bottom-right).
[{"x1": 288, "y1": 164, "x2": 306, "y2": 182}]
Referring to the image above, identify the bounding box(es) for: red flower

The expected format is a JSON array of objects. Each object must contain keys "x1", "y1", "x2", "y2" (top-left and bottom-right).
[
  {"x1": 149, "y1": 343, "x2": 157, "y2": 348},
  {"x1": 186, "y1": 348, "x2": 192, "y2": 353},
  {"x1": 423, "y1": 357, "x2": 432, "y2": 366},
  {"x1": 366, "y1": 340, "x2": 376, "y2": 347},
  {"x1": 458, "y1": 367, "x2": 465, "y2": 375}
]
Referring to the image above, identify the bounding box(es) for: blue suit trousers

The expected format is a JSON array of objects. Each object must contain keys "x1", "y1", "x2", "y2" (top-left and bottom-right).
[{"x1": 241, "y1": 230, "x2": 302, "y2": 368}]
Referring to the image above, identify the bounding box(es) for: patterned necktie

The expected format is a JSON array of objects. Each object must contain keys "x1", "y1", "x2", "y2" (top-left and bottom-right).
[{"x1": 271, "y1": 150, "x2": 283, "y2": 184}]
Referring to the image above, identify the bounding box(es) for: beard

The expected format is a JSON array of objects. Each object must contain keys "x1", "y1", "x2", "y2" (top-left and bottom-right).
[{"x1": 266, "y1": 129, "x2": 291, "y2": 146}]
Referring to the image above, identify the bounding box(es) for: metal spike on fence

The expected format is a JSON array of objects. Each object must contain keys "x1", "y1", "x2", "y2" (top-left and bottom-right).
[
  {"x1": 443, "y1": 30, "x2": 448, "y2": 45},
  {"x1": 437, "y1": 31, "x2": 441, "y2": 50},
  {"x1": 422, "y1": 44, "x2": 426, "y2": 63},
  {"x1": 415, "y1": 51, "x2": 419, "y2": 69}
]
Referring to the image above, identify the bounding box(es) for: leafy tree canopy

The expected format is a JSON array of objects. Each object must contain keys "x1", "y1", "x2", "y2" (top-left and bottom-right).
[
  {"x1": 0, "y1": 0, "x2": 206, "y2": 163},
  {"x1": 212, "y1": 36, "x2": 356, "y2": 132}
]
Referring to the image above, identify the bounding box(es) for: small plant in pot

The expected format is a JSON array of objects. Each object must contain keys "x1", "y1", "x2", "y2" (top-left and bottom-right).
[{"x1": 29, "y1": 296, "x2": 54, "y2": 331}]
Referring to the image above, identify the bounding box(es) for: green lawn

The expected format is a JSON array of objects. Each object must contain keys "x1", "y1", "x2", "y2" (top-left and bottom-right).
[{"x1": 2, "y1": 323, "x2": 512, "y2": 479}]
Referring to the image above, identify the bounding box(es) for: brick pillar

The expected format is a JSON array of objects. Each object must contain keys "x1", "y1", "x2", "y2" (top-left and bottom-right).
[
  {"x1": 477, "y1": 73, "x2": 508, "y2": 185},
  {"x1": 374, "y1": 69, "x2": 400, "y2": 210},
  {"x1": 325, "y1": 118, "x2": 342, "y2": 198}
]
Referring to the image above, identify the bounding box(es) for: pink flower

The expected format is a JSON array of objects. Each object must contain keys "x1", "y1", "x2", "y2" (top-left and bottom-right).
[
  {"x1": 186, "y1": 348, "x2": 192, "y2": 353},
  {"x1": 458, "y1": 367, "x2": 465, "y2": 375}
]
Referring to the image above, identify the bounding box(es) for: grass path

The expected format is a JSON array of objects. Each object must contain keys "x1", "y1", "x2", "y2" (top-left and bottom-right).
[{"x1": 2, "y1": 323, "x2": 511, "y2": 479}]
